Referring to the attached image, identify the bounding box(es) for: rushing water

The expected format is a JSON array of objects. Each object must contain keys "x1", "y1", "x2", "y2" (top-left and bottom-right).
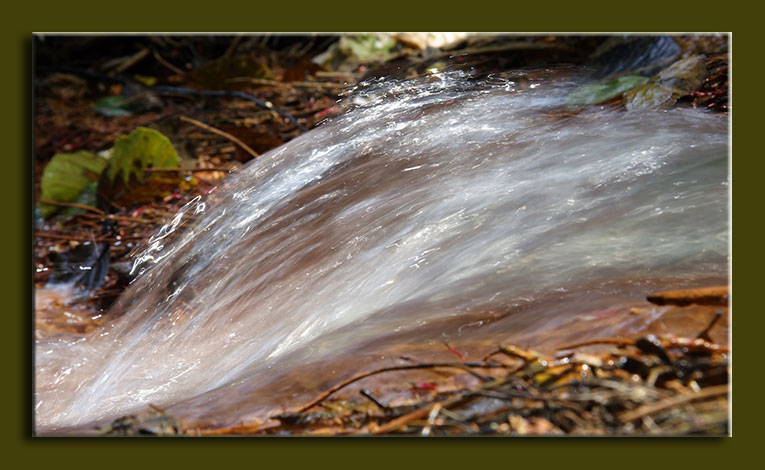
[{"x1": 35, "y1": 71, "x2": 729, "y2": 433}]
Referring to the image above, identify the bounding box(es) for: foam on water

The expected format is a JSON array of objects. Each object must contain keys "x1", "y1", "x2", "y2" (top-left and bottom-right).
[{"x1": 35, "y1": 71, "x2": 729, "y2": 432}]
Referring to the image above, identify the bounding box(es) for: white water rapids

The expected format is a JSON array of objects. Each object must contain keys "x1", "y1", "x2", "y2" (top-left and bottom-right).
[{"x1": 35, "y1": 71, "x2": 729, "y2": 433}]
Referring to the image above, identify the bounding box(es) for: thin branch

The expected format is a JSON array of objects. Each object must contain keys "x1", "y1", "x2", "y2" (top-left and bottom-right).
[
  {"x1": 295, "y1": 361, "x2": 503, "y2": 413},
  {"x1": 371, "y1": 393, "x2": 472, "y2": 434},
  {"x1": 111, "y1": 48, "x2": 150, "y2": 74},
  {"x1": 38, "y1": 199, "x2": 105, "y2": 215},
  {"x1": 696, "y1": 310, "x2": 724, "y2": 341},
  {"x1": 153, "y1": 50, "x2": 186, "y2": 76},
  {"x1": 35, "y1": 232, "x2": 146, "y2": 242},
  {"x1": 226, "y1": 77, "x2": 347, "y2": 90},
  {"x1": 359, "y1": 389, "x2": 388, "y2": 411},
  {"x1": 153, "y1": 86, "x2": 308, "y2": 132},
  {"x1": 315, "y1": 70, "x2": 362, "y2": 79},
  {"x1": 221, "y1": 35, "x2": 243, "y2": 60},
  {"x1": 619, "y1": 384, "x2": 728, "y2": 423},
  {"x1": 195, "y1": 420, "x2": 280, "y2": 436},
  {"x1": 178, "y1": 115, "x2": 259, "y2": 160},
  {"x1": 34, "y1": 232, "x2": 97, "y2": 242},
  {"x1": 143, "y1": 166, "x2": 238, "y2": 173},
  {"x1": 77, "y1": 212, "x2": 153, "y2": 224},
  {"x1": 556, "y1": 338, "x2": 636, "y2": 350}
]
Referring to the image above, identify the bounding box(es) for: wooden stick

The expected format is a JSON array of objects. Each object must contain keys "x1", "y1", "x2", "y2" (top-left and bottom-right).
[
  {"x1": 296, "y1": 361, "x2": 502, "y2": 413},
  {"x1": 226, "y1": 77, "x2": 347, "y2": 90},
  {"x1": 143, "y1": 166, "x2": 237, "y2": 173},
  {"x1": 109, "y1": 48, "x2": 150, "y2": 74},
  {"x1": 556, "y1": 338, "x2": 636, "y2": 350},
  {"x1": 35, "y1": 232, "x2": 146, "y2": 242},
  {"x1": 77, "y1": 212, "x2": 153, "y2": 224},
  {"x1": 178, "y1": 115, "x2": 259, "y2": 160},
  {"x1": 619, "y1": 384, "x2": 728, "y2": 423},
  {"x1": 315, "y1": 70, "x2": 361, "y2": 78},
  {"x1": 372, "y1": 393, "x2": 469, "y2": 434},
  {"x1": 195, "y1": 420, "x2": 280, "y2": 436},
  {"x1": 152, "y1": 86, "x2": 308, "y2": 132},
  {"x1": 38, "y1": 199, "x2": 104, "y2": 215},
  {"x1": 372, "y1": 403, "x2": 437, "y2": 434},
  {"x1": 153, "y1": 50, "x2": 186, "y2": 76}
]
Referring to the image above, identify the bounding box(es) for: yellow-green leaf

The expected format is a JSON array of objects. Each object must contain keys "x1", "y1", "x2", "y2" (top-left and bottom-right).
[
  {"x1": 105, "y1": 127, "x2": 179, "y2": 186},
  {"x1": 39, "y1": 151, "x2": 107, "y2": 218},
  {"x1": 133, "y1": 74, "x2": 157, "y2": 87}
]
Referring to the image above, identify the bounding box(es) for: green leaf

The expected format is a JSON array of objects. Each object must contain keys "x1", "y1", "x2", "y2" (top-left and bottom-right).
[
  {"x1": 94, "y1": 95, "x2": 132, "y2": 117},
  {"x1": 59, "y1": 182, "x2": 99, "y2": 217},
  {"x1": 105, "y1": 127, "x2": 179, "y2": 186},
  {"x1": 566, "y1": 75, "x2": 649, "y2": 105},
  {"x1": 39, "y1": 151, "x2": 108, "y2": 218},
  {"x1": 338, "y1": 35, "x2": 398, "y2": 63}
]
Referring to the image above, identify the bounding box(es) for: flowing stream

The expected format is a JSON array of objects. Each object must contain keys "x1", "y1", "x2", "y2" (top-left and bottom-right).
[{"x1": 35, "y1": 71, "x2": 729, "y2": 433}]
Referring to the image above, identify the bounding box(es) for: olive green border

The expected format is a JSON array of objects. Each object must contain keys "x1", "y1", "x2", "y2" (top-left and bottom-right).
[{"x1": 3, "y1": 1, "x2": 751, "y2": 466}]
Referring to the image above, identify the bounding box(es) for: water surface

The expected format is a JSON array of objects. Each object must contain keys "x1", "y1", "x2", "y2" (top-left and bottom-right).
[{"x1": 35, "y1": 72, "x2": 729, "y2": 432}]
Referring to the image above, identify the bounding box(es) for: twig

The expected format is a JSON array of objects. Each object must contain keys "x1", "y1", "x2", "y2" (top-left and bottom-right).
[
  {"x1": 452, "y1": 363, "x2": 493, "y2": 383},
  {"x1": 619, "y1": 384, "x2": 728, "y2": 423},
  {"x1": 147, "y1": 403, "x2": 167, "y2": 413},
  {"x1": 111, "y1": 48, "x2": 150, "y2": 74},
  {"x1": 558, "y1": 335, "x2": 727, "y2": 354},
  {"x1": 372, "y1": 406, "x2": 433, "y2": 435},
  {"x1": 35, "y1": 232, "x2": 146, "y2": 242},
  {"x1": 372, "y1": 393, "x2": 471, "y2": 434},
  {"x1": 152, "y1": 86, "x2": 308, "y2": 132},
  {"x1": 196, "y1": 420, "x2": 280, "y2": 436},
  {"x1": 77, "y1": 212, "x2": 153, "y2": 224},
  {"x1": 421, "y1": 403, "x2": 442, "y2": 436},
  {"x1": 696, "y1": 310, "x2": 724, "y2": 341},
  {"x1": 178, "y1": 115, "x2": 259, "y2": 160},
  {"x1": 143, "y1": 166, "x2": 238, "y2": 173},
  {"x1": 315, "y1": 70, "x2": 362, "y2": 79},
  {"x1": 498, "y1": 344, "x2": 550, "y2": 362},
  {"x1": 443, "y1": 340, "x2": 465, "y2": 361},
  {"x1": 38, "y1": 199, "x2": 105, "y2": 215},
  {"x1": 226, "y1": 77, "x2": 347, "y2": 90},
  {"x1": 295, "y1": 361, "x2": 503, "y2": 413},
  {"x1": 34, "y1": 232, "x2": 96, "y2": 242},
  {"x1": 556, "y1": 338, "x2": 636, "y2": 350},
  {"x1": 153, "y1": 50, "x2": 186, "y2": 76},
  {"x1": 359, "y1": 389, "x2": 388, "y2": 411},
  {"x1": 647, "y1": 286, "x2": 729, "y2": 307},
  {"x1": 221, "y1": 35, "x2": 243, "y2": 60}
]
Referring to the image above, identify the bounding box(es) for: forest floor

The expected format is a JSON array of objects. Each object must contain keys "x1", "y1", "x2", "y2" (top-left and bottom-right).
[{"x1": 33, "y1": 34, "x2": 730, "y2": 436}]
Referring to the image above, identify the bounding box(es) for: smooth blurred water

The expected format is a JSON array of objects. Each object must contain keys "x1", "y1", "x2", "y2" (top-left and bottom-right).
[{"x1": 35, "y1": 71, "x2": 729, "y2": 432}]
